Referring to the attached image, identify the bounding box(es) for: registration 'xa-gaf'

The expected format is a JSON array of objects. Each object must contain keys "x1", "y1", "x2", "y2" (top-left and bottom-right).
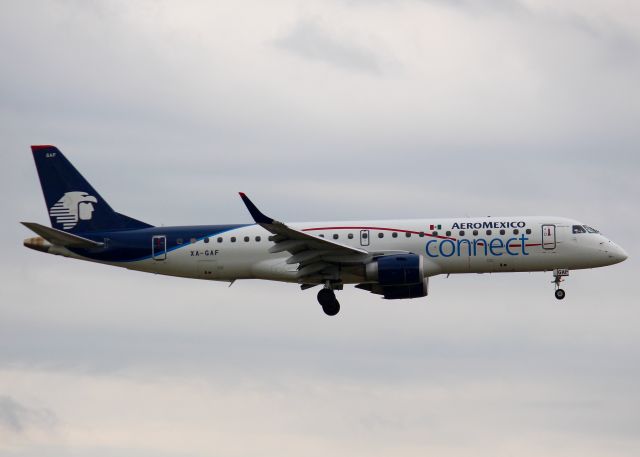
[{"x1": 23, "y1": 146, "x2": 628, "y2": 316}]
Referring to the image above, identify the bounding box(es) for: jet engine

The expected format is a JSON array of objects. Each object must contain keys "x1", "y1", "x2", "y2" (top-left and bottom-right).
[{"x1": 357, "y1": 254, "x2": 429, "y2": 299}]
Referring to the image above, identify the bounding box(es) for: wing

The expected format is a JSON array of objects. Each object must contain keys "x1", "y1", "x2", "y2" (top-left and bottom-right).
[{"x1": 239, "y1": 193, "x2": 376, "y2": 283}]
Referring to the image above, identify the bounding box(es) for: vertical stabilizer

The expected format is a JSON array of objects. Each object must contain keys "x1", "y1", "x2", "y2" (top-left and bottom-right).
[{"x1": 31, "y1": 145, "x2": 152, "y2": 233}]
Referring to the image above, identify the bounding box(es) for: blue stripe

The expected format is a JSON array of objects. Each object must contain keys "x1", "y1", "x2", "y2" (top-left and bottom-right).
[{"x1": 68, "y1": 224, "x2": 253, "y2": 262}]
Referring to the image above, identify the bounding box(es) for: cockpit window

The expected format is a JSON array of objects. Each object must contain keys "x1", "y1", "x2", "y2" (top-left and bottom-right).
[
  {"x1": 572, "y1": 225, "x2": 586, "y2": 234},
  {"x1": 583, "y1": 225, "x2": 599, "y2": 234}
]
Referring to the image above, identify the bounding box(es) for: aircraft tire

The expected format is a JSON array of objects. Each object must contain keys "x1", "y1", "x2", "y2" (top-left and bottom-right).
[
  {"x1": 555, "y1": 288, "x2": 566, "y2": 300},
  {"x1": 318, "y1": 289, "x2": 340, "y2": 316},
  {"x1": 322, "y1": 301, "x2": 340, "y2": 316}
]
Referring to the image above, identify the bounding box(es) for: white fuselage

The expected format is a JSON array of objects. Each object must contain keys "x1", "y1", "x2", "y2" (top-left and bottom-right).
[{"x1": 55, "y1": 216, "x2": 627, "y2": 284}]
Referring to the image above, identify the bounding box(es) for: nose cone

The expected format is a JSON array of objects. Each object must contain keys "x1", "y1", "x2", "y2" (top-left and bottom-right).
[
  {"x1": 615, "y1": 245, "x2": 629, "y2": 263},
  {"x1": 606, "y1": 241, "x2": 628, "y2": 264}
]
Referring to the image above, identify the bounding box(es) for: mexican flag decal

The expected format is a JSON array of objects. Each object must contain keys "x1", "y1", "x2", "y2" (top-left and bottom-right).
[{"x1": 429, "y1": 224, "x2": 442, "y2": 230}]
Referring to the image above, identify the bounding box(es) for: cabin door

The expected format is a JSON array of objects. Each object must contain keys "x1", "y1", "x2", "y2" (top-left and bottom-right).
[
  {"x1": 152, "y1": 235, "x2": 167, "y2": 260},
  {"x1": 542, "y1": 224, "x2": 556, "y2": 250}
]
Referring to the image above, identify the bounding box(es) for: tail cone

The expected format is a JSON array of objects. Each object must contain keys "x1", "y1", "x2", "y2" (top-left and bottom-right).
[{"x1": 23, "y1": 236, "x2": 51, "y2": 253}]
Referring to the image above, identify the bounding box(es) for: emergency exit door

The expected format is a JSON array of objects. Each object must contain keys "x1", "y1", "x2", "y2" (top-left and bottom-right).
[
  {"x1": 360, "y1": 230, "x2": 370, "y2": 246},
  {"x1": 542, "y1": 224, "x2": 556, "y2": 250}
]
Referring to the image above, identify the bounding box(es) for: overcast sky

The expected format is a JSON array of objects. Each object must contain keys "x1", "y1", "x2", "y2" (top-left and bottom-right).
[{"x1": 1, "y1": 1, "x2": 639, "y2": 456}]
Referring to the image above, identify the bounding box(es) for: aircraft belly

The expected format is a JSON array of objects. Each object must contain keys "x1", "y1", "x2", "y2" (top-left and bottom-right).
[{"x1": 251, "y1": 258, "x2": 299, "y2": 282}]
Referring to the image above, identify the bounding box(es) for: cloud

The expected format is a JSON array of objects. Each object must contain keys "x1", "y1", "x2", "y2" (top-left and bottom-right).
[
  {"x1": 275, "y1": 19, "x2": 383, "y2": 73},
  {"x1": 0, "y1": 0, "x2": 639, "y2": 456},
  {"x1": 0, "y1": 365, "x2": 638, "y2": 457},
  {"x1": 0, "y1": 396, "x2": 57, "y2": 434}
]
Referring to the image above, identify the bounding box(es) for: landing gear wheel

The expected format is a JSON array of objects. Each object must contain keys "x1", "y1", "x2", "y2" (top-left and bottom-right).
[
  {"x1": 551, "y1": 269, "x2": 569, "y2": 301},
  {"x1": 317, "y1": 289, "x2": 340, "y2": 316},
  {"x1": 322, "y1": 301, "x2": 340, "y2": 316}
]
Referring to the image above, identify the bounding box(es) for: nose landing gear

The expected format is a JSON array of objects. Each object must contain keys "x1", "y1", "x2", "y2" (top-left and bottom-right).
[
  {"x1": 552, "y1": 268, "x2": 569, "y2": 300},
  {"x1": 317, "y1": 286, "x2": 341, "y2": 316}
]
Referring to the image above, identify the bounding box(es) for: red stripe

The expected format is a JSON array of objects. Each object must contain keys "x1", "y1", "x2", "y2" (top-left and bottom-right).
[
  {"x1": 302, "y1": 225, "x2": 542, "y2": 247},
  {"x1": 302, "y1": 225, "x2": 455, "y2": 240},
  {"x1": 31, "y1": 145, "x2": 55, "y2": 151}
]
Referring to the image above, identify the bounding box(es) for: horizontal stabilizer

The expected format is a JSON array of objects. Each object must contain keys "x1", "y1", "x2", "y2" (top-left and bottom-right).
[{"x1": 21, "y1": 222, "x2": 104, "y2": 248}]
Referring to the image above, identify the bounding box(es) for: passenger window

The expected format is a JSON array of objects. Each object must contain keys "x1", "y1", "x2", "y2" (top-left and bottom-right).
[
  {"x1": 500, "y1": 229, "x2": 505, "y2": 235},
  {"x1": 525, "y1": 229, "x2": 531, "y2": 235},
  {"x1": 459, "y1": 230, "x2": 465, "y2": 236},
  {"x1": 348, "y1": 233, "x2": 354, "y2": 239},
  {"x1": 230, "y1": 237, "x2": 236, "y2": 243},
  {"x1": 319, "y1": 234, "x2": 325, "y2": 238},
  {"x1": 177, "y1": 238, "x2": 183, "y2": 245},
  {"x1": 244, "y1": 236, "x2": 250, "y2": 242},
  {"x1": 333, "y1": 234, "x2": 339, "y2": 240},
  {"x1": 473, "y1": 230, "x2": 478, "y2": 236},
  {"x1": 572, "y1": 225, "x2": 586, "y2": 234},
  {"x1": 486, "y1": 230, "x2": 492, "y2": 236},
  {"x1": 419, "y1": 232, "x2": 425, "y2": 237},
  {"x1": 204, "y1": 237, "x2": 209, "y2": 243},
  {"x1": 446, "y1": 231, "x2": 451, "y2": 236},
  {"x1": 217, "y1": 237, "x2": 223, "y2": 243},
  {"x1": 432, "y1": 231, "x2": 438, "y2": 236},
  {"x1": 378, "y1": 233, "x2": 384, "y2": 238},
  {"x1": 392, "y1": 232, "x2": 398, "y2": 238},
  {"x1": 190, "y1": 238, "x2": 197, "y2": 243},
  {"x1": 406, "y1": 232, "x2": 412, "y2": 238},
  {"x1": 255, "y1": 236, "x2": 261, "y2": 242},
  {"x1": 513, "y1": 229, "x2": 519, "y2": 235}
]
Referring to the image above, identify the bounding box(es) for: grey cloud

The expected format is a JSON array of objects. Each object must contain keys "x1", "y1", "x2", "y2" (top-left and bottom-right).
[
  {"x1": 422, "y1": 0, "x2": 527, "y2": 13},
  {"x1": 441, "y1": 0, "x2": 640, "y2": 64},
  {"x1": 1, "y1": 0, "x2": 639, "y2": 455},
  {"x1": 275, "y1": 20, "x2": 382, "y2": 73},
  {"x1": 0, "y1": 396, "x2": 57, "y2": 433}
]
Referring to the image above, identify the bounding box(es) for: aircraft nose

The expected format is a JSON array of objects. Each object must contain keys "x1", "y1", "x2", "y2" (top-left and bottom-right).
[
  {"x1": 606, "y1": 241, "x2": 628, "y2": 264},
  {"x1": 615, "y1": 245, "x2": 629, "y2": 262}
]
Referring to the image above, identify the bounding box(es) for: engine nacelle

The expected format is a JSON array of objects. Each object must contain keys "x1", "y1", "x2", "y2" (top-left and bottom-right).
[
  {"x1": 360, "y1": 254, "x2": 429, "y2": 299},
  {"x1": 365, "y1": 254, "x2": 424, "y2": 286},
  {"x1": 356, "y1": 278, "x2": 429, "y2": 299}
]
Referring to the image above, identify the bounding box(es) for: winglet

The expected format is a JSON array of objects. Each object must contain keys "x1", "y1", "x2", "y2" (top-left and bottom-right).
[{"x1": 239, "y1": 193, "x2": 274, "y2": 224}]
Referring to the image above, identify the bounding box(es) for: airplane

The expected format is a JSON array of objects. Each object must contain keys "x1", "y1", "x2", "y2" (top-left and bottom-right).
[{"x1": 22, "y1": 145, "x2": 628, "y2": 316}]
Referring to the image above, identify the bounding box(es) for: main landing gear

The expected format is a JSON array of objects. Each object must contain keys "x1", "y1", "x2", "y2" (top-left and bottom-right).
[
  {"x1": 317, "y1": 287, "x2": 340, "y2": 316},
  {"x1": 552, "y1": 268, "x2": 569, "y2": 300}
]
